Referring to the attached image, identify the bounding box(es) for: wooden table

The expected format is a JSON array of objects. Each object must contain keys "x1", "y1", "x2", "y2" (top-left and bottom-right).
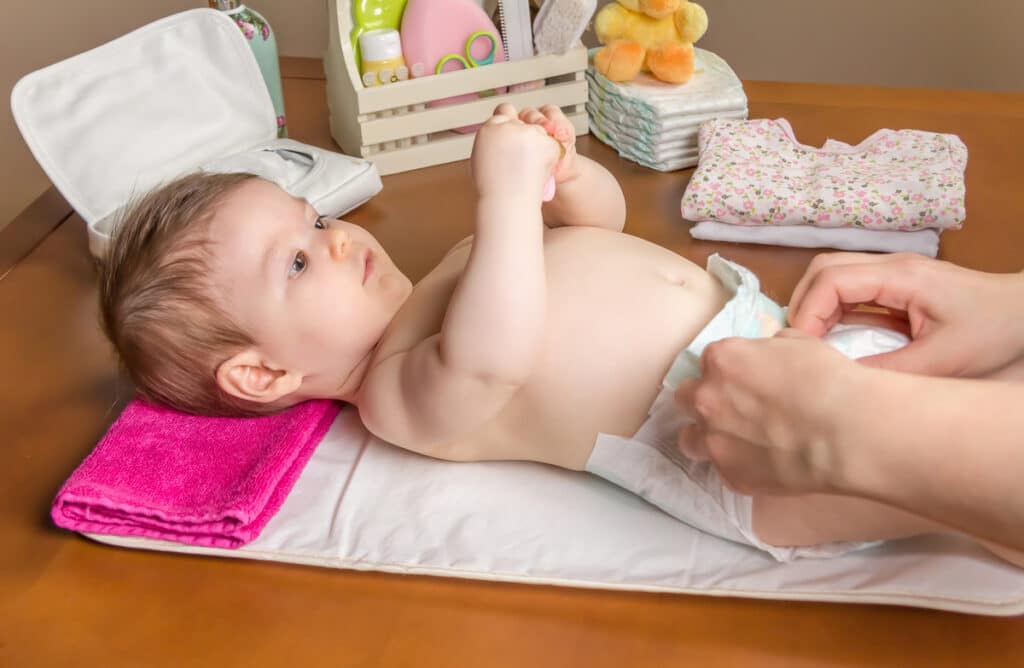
[{"x1": 3, "y1": 58, "x2": 1023, "y2": 667}]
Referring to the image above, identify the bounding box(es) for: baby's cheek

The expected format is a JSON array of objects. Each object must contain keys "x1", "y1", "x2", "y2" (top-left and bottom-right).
[{"x1": 376, "y1": 272, "x2": 409, "y2": 299}]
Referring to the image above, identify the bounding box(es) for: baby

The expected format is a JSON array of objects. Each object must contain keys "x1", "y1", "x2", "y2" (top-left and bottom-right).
[{"x1": 100, "y1": 104, "x2": 1016, "y2": 564}]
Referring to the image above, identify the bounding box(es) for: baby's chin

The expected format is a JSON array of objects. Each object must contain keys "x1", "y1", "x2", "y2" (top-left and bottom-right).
[{"x1": 375, "y1": 270, "x2": 413, "y2": 298}]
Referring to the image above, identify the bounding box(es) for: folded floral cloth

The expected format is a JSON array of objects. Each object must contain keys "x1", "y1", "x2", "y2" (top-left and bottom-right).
[
  {"x1": 682, "y1": 118, "x2": 968, "y2": 232},
  {"x1": 51, "y1": 398, "x2": 340, "y2": 548}
]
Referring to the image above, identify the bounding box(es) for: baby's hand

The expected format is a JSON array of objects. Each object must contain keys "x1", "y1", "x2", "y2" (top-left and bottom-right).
[
  {"x1": 471, "y1": 104, "x2": 560, "y2": 200},
  {"x1": 517, "y1": 105, "x2": 579, "y2": 185}
]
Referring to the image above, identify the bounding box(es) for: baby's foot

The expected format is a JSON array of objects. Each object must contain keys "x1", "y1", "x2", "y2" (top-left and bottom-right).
[{"x1": 517, "y1": 106, "x2": 579, "y2": 185}]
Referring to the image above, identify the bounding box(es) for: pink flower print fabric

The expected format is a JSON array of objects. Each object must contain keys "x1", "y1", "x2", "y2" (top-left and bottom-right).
[{"x1": 681, "y1": 119, "x2": 968, "y2": 231}]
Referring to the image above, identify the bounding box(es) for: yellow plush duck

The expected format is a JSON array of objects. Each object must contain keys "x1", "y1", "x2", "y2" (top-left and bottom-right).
[{"x1": 594, "y1": 0, "x2": 708, "y2": 84}]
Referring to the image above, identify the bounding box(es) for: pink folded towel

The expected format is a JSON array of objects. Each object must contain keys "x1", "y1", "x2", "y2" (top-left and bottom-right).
[{"x1": 52, "y1": 398, "x2": 341, "y2": 548}]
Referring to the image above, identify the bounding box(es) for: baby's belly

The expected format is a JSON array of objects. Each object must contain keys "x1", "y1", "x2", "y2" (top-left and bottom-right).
[{"x1": 461, "y1": 227, "x2": 729, "y2": 470}]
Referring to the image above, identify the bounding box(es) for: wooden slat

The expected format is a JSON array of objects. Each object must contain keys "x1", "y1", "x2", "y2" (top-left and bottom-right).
[
  {"x1": 359, "y1": 80, "x2": 587, "y2": 144},
  {"x1": 368, "y1": 110, "x2": 588, "y2": 175},
  {"x1": 354, "y1": 47, "x2": 588, "y2": 114}
]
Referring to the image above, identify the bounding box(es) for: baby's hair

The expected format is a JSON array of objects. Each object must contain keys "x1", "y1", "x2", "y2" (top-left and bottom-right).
[{"x1": 99, "y1": 171, "x2": 276, "y2": 416}]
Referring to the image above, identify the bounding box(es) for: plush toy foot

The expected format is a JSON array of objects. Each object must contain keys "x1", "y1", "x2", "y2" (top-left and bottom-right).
[
  {"x1": 646, "y1": 42, "x2": 695, "y2": 84},
  {"x1": 594, "y1": 40, "x2": 645, "y2": 82}
]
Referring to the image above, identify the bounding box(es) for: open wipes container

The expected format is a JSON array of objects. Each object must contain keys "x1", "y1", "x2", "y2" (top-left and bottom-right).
[{"x1": 12, "y1": 8, "x2": 382, "y2": 258}]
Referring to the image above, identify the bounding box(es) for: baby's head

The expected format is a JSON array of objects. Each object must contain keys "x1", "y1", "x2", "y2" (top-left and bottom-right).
[{"x1": 100, "y1": 172, "x2": 411, "y2": 416}]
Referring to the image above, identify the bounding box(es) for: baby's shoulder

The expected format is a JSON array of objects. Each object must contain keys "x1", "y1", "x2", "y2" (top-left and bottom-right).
[{"x1": 442, "y1": 235, "x2": 474, "y2": 259}]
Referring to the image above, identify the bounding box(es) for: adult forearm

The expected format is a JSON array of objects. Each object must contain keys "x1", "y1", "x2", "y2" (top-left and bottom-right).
[
  {"x1": 542, "y1": 156, "x2": 626, "y2": 231},
  {"x1": 439, "y1": 195, "x2": 546, "y2": 382},
  {"x1": 837, "y1": 373, "x2": 1024, "y2": 550}
]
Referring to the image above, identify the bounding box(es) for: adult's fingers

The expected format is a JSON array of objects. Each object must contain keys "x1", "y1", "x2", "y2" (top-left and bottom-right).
[
  {"x1": 788, "y1": 258, "x2": 924, "y2": 337},
  {"x1": 674, "y1": 378, "x2": 701, "y2": 421},
  {"x1": 674, "y1": 375, "x2": 747, "y2": 458},
  {"x1": 788, "y1": 252, "x2": 891, "y2": 321},
  {"x1": 772, "y1": 327, "x2": 813, "y2": 340},
  {"x1": 703, "y1": 431, "x2": 782, "y2": 496},
  {"x1": 677, "y1": 421, "x2": 710, "y2": 461},
  {"x1": 857, "y1": 337, "x2": 956, "y2": 376}
]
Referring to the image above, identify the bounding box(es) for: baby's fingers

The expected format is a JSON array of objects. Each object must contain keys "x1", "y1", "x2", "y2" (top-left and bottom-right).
[
  {"x1": 487, "y1": 103, "x2": 519, "y2": 124},
  {"x1": 518, "y1": 107, "x2": 548, "y2": 126}
]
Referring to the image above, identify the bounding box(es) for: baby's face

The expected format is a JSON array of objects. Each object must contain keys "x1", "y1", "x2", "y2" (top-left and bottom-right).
[{"x1": 208, "y1": 178, "x2": 412, "y2": 399}]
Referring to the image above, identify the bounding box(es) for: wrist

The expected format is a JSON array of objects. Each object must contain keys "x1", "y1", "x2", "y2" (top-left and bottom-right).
[
  {"x1": 477, "y1": 181, "x2": 546, "y2": 207},
  {"x1": 828, "y1": 368, "x2": 954, "y2": 502},
  {"x1": 820, "y1": 363, "x2": 895, "y2": 496},
  {"x1": 474, "y1": 194, "x2": 544, "y2": 241}
]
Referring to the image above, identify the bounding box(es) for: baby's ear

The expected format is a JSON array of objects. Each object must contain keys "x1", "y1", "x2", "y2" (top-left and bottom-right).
[{"x1": 216, "y1": 349, "x2": 303, "y2": 405}]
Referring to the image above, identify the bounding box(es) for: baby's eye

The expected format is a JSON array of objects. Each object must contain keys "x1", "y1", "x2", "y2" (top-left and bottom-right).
[
  {"x1": 289, "y1": 251, "x2": 308, "y2": 278},
  {"x1": 314, "y1": 216, "x2": 326, "y2": 230}
]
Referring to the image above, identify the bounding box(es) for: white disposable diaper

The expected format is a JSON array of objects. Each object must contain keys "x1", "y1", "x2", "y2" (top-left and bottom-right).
[
  {"x1": 588, "y1": 120, "x2": 701, "y2": 171},
  {"x1": 585, "y1": 49, "x2": 747, "y2": 172},
  {"x1": 586, "y1": 255, "x2": 911, "y2": 561},
  {"x1": 589, "y1": 123, "x2": 700, "y2": 167},
  {"x1": 586, "y1": 48, "x2": 748, "y2": 122},
  {"x1": 587, "y1": 81, "x2": 746, "y2": 140}
]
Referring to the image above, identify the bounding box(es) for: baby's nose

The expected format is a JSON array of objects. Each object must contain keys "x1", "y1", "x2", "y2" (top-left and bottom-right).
[{"x1": 328, "y1": 227, "x2": 350, "y2": 261}]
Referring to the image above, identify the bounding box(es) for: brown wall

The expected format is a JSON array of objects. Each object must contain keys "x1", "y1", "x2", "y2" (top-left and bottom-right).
[
  {"x1": 3, "y1": 0, "x2": 1022, "y2": 229},
  {"x1": 660, "y1": 0, "x2": 1024, "y2": 92}
]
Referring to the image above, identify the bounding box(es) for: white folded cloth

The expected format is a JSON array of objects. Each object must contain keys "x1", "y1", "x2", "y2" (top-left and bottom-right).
[{"x1": 689, "y1": 221, "x2": 942, "y2": 257}]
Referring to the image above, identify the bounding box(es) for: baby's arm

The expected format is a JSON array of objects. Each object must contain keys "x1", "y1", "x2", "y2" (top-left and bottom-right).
[
  {"x1": 518, "y1": 106, "x2": 626, "y2": 232},
  {"x1": 357, "y1": 107, "x2": 558, "y2": 455}
]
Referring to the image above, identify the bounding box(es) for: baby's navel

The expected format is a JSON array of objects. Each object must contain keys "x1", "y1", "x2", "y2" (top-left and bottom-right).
[{"x1": 661, "y1": 269, "x2": 687, "y2": 286}]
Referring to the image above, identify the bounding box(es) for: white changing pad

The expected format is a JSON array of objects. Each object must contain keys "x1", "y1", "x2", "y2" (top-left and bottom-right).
[{"x1": 88, "y1": 407, "x2": 1024, "y2": 616}]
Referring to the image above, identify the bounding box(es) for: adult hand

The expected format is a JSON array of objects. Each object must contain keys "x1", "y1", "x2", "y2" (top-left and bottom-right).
[
  {"x1": 788, "y1": 252, "x2": 1024, "y2": 378},
  {"x1": 675, "y1": 329, "x2": 869, "y2": 496}
]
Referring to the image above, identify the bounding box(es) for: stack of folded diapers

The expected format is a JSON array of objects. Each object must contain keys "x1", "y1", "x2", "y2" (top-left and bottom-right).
[
  {"x1": 682, "y1": 118, "x2": 968, "y2": 256},
  {"x1": 586, "y1": 48, "x2": 748, "y2": 172}
]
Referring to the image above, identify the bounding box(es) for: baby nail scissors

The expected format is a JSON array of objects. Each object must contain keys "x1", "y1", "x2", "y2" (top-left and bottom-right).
[{"x1": 434, "y1": 30, "x2": 498, "y2": 74}]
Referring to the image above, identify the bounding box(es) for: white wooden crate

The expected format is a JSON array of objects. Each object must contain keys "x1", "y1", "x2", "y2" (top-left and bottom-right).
[{"x1": 324, "y1": 0, "x2": 589, "y2": 175}]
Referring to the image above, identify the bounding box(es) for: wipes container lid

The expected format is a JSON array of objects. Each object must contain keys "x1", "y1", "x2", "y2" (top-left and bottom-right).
[{"x1": 11, "y1": 9, "x2": 314, "y2": 256}]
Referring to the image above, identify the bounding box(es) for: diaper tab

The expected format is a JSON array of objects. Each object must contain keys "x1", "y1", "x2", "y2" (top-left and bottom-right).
[{"x1": 662, "y1": 254, "x2": 786, "y2": 389}]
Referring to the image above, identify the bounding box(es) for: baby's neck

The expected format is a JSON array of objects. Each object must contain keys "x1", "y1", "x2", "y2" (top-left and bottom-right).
[{"x1": 329, "y1": 347, "x2": 377, "y2": 405}]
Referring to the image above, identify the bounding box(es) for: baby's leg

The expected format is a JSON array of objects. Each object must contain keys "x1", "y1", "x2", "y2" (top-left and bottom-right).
[
  {"x1": 753, "y1": 493, "x2": 942, "y2": 545},
  {"x1": 752, "y1": 493, "x2": 1024, "y2": 567}
]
